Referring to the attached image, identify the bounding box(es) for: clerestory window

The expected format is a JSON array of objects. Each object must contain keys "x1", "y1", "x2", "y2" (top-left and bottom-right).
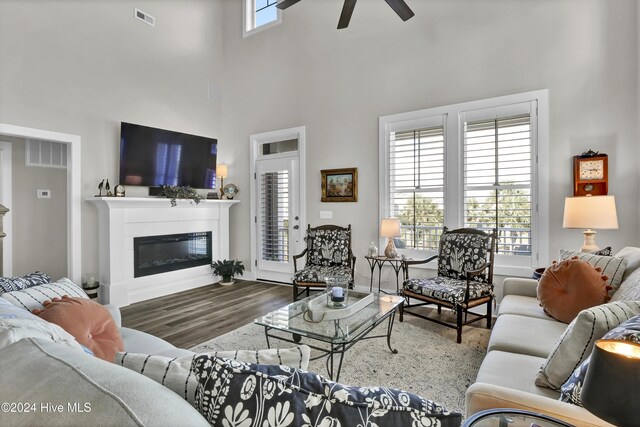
[{"x1": 244, "y1": 0, "x2": 281, "y2": 37}]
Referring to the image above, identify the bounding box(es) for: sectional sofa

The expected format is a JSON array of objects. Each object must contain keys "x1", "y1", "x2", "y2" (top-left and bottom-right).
[{"x1": 465, "y1": 248, "x2": 640, "y2": 426}]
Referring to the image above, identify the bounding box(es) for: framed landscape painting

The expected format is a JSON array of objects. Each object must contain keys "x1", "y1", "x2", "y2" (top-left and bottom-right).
[{"x1": 321, "y1": 168, "x2": 358, "y2": 202}]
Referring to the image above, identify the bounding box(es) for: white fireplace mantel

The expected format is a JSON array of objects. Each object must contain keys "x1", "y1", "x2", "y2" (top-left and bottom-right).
[{"x1": 87, "y1": 197, "x2": 239, "y2": 307}]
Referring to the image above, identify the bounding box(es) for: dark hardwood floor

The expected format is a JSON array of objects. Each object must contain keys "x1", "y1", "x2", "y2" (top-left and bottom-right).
[{"x1": 120, "y1": 280, "x2": 291, "y2": 349}]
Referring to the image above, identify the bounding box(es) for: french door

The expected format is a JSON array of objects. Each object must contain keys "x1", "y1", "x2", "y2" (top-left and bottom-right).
[{"x1": 250, "y1": 127, "x2": 306, "y2": 284}]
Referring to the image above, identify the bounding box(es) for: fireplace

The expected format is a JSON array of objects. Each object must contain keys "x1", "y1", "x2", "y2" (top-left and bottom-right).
[{"x1": 134, "y1": 231, "x2": 212, "y2": 278}]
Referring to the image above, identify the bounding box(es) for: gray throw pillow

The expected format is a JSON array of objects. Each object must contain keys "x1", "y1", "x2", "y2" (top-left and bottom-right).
[
  {"x1": 535, "y1": 300, "x2": 640, "y2": 390},
  {"x1": 0, "y1": 278, "x2": 87, "y2": 311},
  {"x1": 560, "y1": 314, "x2": 640, "y2": 406},
  {"x1": 115, "y1": 346, "x2": 311, "y2": 405}
]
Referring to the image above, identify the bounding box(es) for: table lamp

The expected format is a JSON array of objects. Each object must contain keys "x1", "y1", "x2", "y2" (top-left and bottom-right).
[
  {"x1": 562, "y1": 195, "x2": 618, "y2": 253},
  {"x1": 217, "y1": 164, "x2": 228, "y2": 197},
  {"x1": 380, "y1": 218, "x2": 401, "y2": 258},
  {"x1": 581, "y1": 339, "x2": 640, "y2": 426}
]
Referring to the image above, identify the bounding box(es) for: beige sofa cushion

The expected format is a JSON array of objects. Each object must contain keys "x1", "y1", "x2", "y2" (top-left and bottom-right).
[
  {"x1": 611, "y1": 267, "x2": 640, "y2": 302},
  {"x1": 535, "y1": 300, "x2": 640, "y2": 390},
  {"x1": 475, "y1": 350, "x2": 558, "y2": 399},
  {"x1": 488, "y1": 314, "x2": 567, "y2": 358},
  {"x1": 498, "y1": 295, "x2": 550, "y2": 320},
  {"x1": 614, "y1": 246, "x2": 640, "y2": 281}
]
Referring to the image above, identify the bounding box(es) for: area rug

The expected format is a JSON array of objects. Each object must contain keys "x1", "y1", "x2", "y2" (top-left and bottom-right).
[{"x1": 190, "y1": 314, "x2": 490, "y2": 414}]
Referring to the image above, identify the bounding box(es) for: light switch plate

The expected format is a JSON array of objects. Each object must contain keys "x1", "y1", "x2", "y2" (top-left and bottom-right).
[{"x1": 319, "y1": 210, "x2": 333, "y2": 219}]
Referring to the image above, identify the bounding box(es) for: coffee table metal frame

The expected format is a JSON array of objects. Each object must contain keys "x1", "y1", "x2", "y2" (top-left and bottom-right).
[{"x1": 255, "y1": 291, "x2": 403, "y2": 381}]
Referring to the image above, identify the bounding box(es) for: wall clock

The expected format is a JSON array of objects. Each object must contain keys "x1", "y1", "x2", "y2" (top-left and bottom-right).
[
  {"x1": 114, "y1": 184, "x2": 126, "y2": 197},
  {"x1": 573, "y1": 154, "x2": 608, "y2": 196},
  {"x1": 223, "y1": 183, "x2": 238, "y2": 200}
]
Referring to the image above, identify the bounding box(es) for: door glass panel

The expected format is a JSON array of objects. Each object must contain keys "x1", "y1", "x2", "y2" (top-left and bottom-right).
[
  {"x1": 261, "y1": 139, "x2": 298, "y2": 156},
  {"x1": 260, "y1": 170, "x2": 289, "y2": 262}
]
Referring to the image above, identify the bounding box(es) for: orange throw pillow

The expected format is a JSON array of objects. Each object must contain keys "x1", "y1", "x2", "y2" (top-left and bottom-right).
[
  {"x1": 33, "y1": 296, "x2": 124, "y2": 362},
  {"x1": 537, "y1": 257, "x2": 611, "y2": 324}
]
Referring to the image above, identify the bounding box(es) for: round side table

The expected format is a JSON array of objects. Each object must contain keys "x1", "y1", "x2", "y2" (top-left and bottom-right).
[{"x1": 463, "y1": 409, "x2": 575, "y2": 427}]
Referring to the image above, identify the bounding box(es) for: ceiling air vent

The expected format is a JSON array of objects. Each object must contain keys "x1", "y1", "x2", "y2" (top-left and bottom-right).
[{"x1": 134, "y1": 8, "x2": 155, "y2": 27}]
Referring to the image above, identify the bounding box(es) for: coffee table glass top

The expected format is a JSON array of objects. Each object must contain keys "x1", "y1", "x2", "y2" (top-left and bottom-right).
[{"x1": 254, "y1": 291, "x2": 403, "y2": 344}]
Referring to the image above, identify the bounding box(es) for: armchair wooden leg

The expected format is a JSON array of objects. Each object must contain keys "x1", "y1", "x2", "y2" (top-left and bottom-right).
[
  {"x1": 486, "y1": 298, "x2": 493, "y2": 329},
  {"x1": 293, "y1": 283, "x2": 298, "y2": 302},
  {"x1": 456, "y1": 307, "x2": 463, "y2": 344}
]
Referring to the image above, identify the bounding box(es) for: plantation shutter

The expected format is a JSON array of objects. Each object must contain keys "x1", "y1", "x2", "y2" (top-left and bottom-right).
[
  {"x1": 389, "y1": 125, "x2": 445, "y2": 251},
  {"x1": 260, "y1": 170, "x2": 289, "y2": 262},
  {"x1": 463, "y1": 114, "x2": 533, "y2": 255}
]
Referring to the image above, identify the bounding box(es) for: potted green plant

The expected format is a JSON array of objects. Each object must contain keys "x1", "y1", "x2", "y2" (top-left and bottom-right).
[
  {"x1": 210, "y1": 259, "x2": 245, "y2": 285},
  {"x1": 160, "y1": 185, "x2": 204, "y2": 207}
]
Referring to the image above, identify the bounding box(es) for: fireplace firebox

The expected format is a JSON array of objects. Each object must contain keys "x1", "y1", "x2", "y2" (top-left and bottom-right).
[{"x1": 134, "y1": 232, "x2": 212, "y2": 278}]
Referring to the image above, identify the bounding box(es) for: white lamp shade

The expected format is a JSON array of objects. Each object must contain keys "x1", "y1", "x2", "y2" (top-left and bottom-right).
[
  {"x1": 563, "y1": 195, "x2": 618, "y2": 230},
  {"x1": 217, "y1": 164, "x2": 228, "y2": 178},
  {"x1": 380, "y1": 218, "x2": 401, "y2": 238}
]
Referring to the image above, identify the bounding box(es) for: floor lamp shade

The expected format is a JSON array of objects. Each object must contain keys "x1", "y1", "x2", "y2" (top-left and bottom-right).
[
  {"x1": 380, "y1": 218, "x2": 401, "y2": 258},
  {"x1": 582, "y1": 339, "x2": 640, "y2": 427},
  {"x1": 562, "y1": 195, "x2": 618, "y2": 252}
]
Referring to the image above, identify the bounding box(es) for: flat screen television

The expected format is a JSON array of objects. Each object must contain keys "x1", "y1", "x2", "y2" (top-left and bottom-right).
[{"x1": 119, "y1": 122, "x2": 217, "y2": 189}]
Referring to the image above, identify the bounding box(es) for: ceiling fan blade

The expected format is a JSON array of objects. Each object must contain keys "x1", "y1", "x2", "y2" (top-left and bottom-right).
[
  {"x1": 337, "y1": 0, "x2": 357, "y2": 29},
  {"x1": 384, "y1": 0, "x2": 415, "y2": 21},
  {"x1": 276, "y1": 0, "x2": 302, "y2": 10}
]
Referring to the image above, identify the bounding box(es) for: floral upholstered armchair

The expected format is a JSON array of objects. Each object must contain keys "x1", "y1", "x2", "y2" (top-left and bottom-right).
[
  {"x1": 292, "y1": 224, "x2": 356, "y2": 301},
  {"x1": 400, "y1": 227, "x2": 496, "y2": 343}
]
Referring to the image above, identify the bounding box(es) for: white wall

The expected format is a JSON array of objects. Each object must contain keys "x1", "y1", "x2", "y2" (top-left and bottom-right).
[
  {"x1": 0, "y1": 0, "x2": 638, "y2": 292},
  {"x1": 0, "y1": 0, "x2": 224, "y2": 278},
  {"x1": 219, "y1": 0, "x2": 640, "y2": 290},
  {"x1": 9, "y1": 138, "x2": 67, "y2": 279}
]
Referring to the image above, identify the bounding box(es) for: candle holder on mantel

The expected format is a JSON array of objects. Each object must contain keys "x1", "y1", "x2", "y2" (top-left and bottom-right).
[{"x1": 326, "y1": 276, "x2": 349, "y2": 309}]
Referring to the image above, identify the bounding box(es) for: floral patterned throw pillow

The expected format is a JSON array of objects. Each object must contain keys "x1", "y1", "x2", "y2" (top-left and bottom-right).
[{"x1": 192, "y1": 355, "x2": 462, "y2": 427}]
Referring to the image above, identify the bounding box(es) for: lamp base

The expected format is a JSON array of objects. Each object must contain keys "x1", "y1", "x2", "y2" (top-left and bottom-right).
[
  {"x1": 384, "y1": 238, "x2": 397, "y2": 258},
  {"x1": 581, "y1": 229, "x2": 599, "y2": 253}
]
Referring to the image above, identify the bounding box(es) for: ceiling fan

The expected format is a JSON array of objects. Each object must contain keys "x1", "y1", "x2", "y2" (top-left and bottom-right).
[{"x1": 276, "y1": 0, "x2": 415, "y2": 30}]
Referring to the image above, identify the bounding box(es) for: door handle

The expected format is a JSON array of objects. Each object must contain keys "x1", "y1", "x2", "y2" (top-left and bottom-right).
[{"x1": 293, "y1": 225, "x2": 299, "y2": 230}]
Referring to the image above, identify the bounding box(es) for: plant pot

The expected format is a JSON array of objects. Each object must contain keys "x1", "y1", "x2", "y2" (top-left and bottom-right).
[{"x1": 219, "y1": 280, "x2": 235, "y2": 286}]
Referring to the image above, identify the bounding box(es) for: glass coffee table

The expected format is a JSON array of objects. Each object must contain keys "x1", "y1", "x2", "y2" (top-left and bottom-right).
[{"x1": 254, "y1": 291, "x2": 404, "y2": 381}]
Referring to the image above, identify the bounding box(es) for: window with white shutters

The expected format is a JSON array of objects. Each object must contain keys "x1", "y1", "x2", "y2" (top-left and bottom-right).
[
  {"x1": 244, "y1": 0, "x2": 281, "y2": 36},
  {"x1": 464, "y1": 115, "x2": 532, "y2": 256},
  {"x1": 380, "y1": 90, "x2": 548, "y2": 272},
  {"x1": 389, "y1": 126, "x2": 445, "y2": 251},
  {"x1": 260, "y1": 170, "x2": 289, "y2": 262}
]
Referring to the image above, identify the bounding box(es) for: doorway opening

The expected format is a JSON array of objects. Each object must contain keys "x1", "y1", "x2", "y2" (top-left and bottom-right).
[{"x1": 0, "y1": 123, "x2": 81, "y2": 283}]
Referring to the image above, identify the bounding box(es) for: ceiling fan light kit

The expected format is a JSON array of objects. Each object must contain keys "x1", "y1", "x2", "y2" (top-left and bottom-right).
[{"x1": 277, "y1": 0, "x2": 415, "y2": 29}]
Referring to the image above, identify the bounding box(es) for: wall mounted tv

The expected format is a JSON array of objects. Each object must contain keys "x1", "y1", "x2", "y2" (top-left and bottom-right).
[{"x1": 119, "y1": 122, "x2": 217, "y2": 190}]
